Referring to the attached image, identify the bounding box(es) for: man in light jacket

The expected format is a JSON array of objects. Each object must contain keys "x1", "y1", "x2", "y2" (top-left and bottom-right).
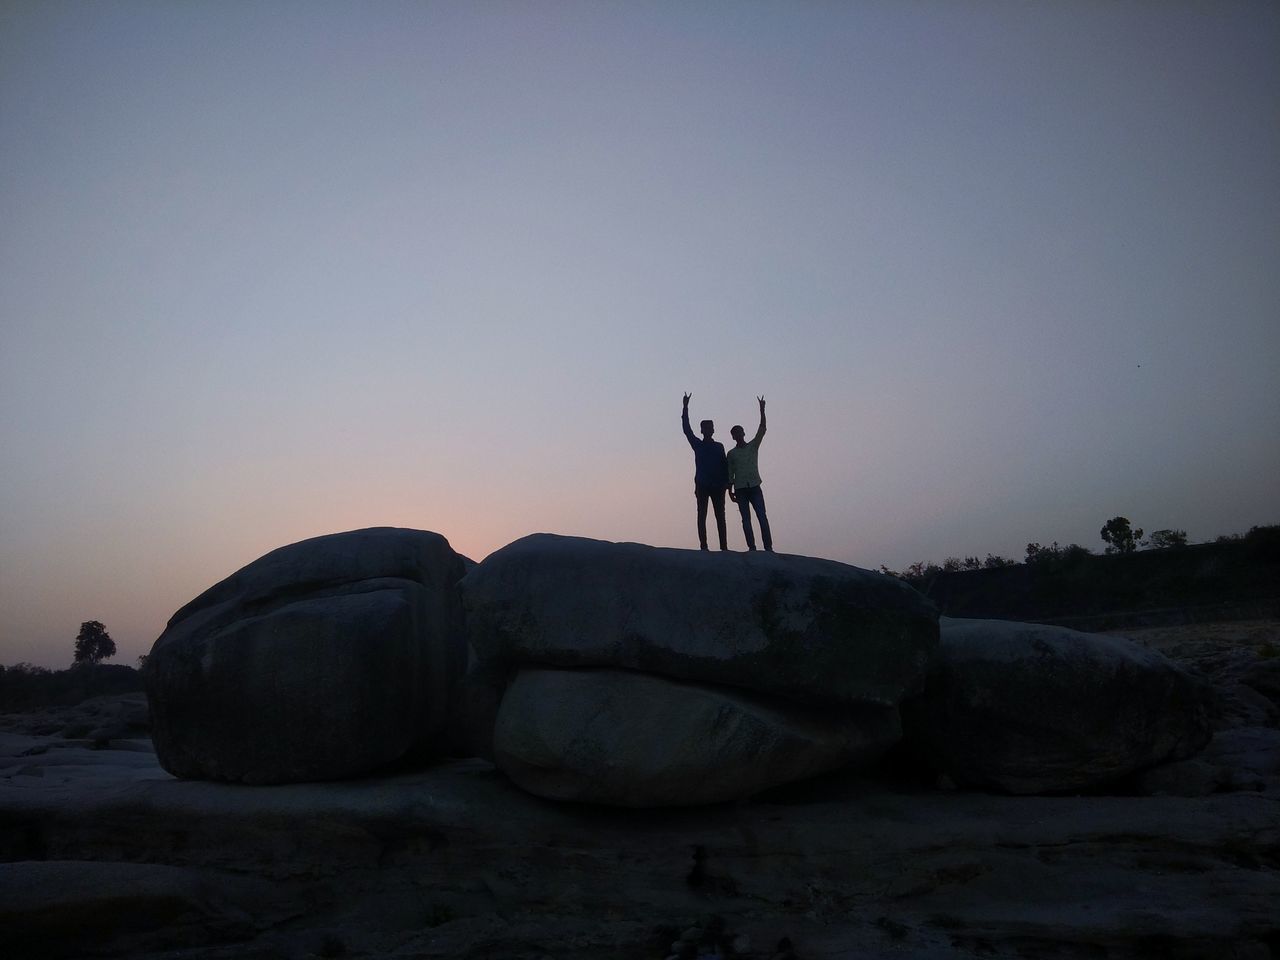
[{"x1": 727, "y1": 396, "x2": 772, "y2": 552}]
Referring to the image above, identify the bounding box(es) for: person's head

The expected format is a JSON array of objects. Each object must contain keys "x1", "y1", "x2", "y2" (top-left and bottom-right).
[
  {"x1": 700, "y1": 419, "x2": 714, "y2": 439},
  {"x1": 731, "y1": 425, "x2": 745, "y2": 444}
]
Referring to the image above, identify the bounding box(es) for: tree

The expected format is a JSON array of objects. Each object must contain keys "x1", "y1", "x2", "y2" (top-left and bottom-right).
[
  {"x1": 73, "y1": 621, "x2": 116, "y2": 664},
  {"x1": 1100, "y1": 516, "x2": 1143, "y2": 555},
  {"x1": 1026, "y1": 541, "x2": 1092, "y2": 570},
  {"x1": 1060, "y1": 543, "x2": 1093, "y2": 563},
  {"x1": 902, "y1": 561, "x2": 942, "y2": 582},
  {"x1": 1145, "y1": 528, "x2": 1188, "y2": 549},
  {"x1": 1025, "y1": 541, "x2": 1056, "y2": 565}
]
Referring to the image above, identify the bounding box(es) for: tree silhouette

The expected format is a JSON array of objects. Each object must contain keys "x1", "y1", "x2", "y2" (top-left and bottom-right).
[
  {"x1": 73, "y1": 621, "x2": 116, "y2": 664},
  {"x1": 1145, "y1": 528, "x2": 1188, "y2": 549},
  {"x1": 1100, "y1": 517, "x2": 1143, "y2": 555}
]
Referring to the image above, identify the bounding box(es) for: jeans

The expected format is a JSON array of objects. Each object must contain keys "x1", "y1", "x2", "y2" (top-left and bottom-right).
[
  {"x1": 735, "y1": 484, "x2": 772, "y2": 551},
  {"x1": 695, "y1": 484, "x2": 728, "y2": 550}
]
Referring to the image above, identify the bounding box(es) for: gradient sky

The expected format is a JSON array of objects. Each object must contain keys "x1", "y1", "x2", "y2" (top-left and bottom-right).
[{"x1": 2, "y1": 1, "x2": 1277, "y2": 668}]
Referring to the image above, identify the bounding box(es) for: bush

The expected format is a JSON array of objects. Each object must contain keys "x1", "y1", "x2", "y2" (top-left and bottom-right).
[
  {"x1": 902, "y1": 561, "x2": 942, "y2": 583},
  {"x1": 1145, "y1": 529, "x2": 1188, "y2": 549},
  {"x1": 1244, "y1": 524, "x2": 1280, "y2": 560},
  {"x1": 1024, "y1": 541, "x2": 1055, "y2": 565},
  {"x1": 0, "y1": 662, "x2": 142, "y2": 712},
  {"x1": 1025, "y1": 541, "x2": 1091, "y2": 572}
]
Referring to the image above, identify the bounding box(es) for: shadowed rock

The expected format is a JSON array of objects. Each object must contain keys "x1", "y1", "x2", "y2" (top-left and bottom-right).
[
  {"x1": 0, "y1": 860, "x2": 280, "y2": 957},
  {"x1": 145, "y1": 527, "x2": 467, "y2": 784},
  {"x1": 1138, "y1": 726, "x2": 1280, "y2": 796},
  {"x1": 902, "y1": 618, "x2": 1213, "y2": 794},
  {"x1": 461, "y1": 534, "x2": 939, "y2": 709},
  {"x1": 493, "y1": 667, "x2": 900, "y2": 806}
]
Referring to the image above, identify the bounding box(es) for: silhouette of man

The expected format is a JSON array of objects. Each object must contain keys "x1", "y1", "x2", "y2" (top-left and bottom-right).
[
  {"x1": 728, "y1": 396, "x2": 773, "y2": 552},
  {"x1": 681, "y1": 392, "x2": 729, "y2": 551}
]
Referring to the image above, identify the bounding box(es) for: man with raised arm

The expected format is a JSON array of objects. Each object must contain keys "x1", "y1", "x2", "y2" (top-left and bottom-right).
[
  {"x1": 681, "y1": 392, "x2": 729, "y2": 551},
  {"x1": 727, "y1": 396, "x2": 773, "y2": 552}
]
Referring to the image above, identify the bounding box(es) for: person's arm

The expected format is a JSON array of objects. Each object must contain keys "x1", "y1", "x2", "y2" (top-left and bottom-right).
[
  {"x1": 752, "y1": 395, "x2": 767, "y2": 444},
  {"x1": 682, "y1": 392, "x2": 697, "y2": 448},
  {"x1": 727, "y1": 449, "x2": 738, "y2": 501}
]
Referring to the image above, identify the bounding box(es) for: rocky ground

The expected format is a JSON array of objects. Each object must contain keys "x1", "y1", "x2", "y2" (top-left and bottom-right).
[{"x1": 2, "y1": 621, "x2": 1278, "y2": 960}]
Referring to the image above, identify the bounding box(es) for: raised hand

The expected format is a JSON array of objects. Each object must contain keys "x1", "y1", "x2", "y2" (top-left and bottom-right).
[
  {"x1": 683, "y1": 392, "x2": 692, "y2": 406},
  {"x1": 758, "y1": 395, "x2": 766, "y2": 408}
]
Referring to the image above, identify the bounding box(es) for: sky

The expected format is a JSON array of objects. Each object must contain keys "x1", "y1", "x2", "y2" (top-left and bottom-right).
[{"x1": 2, "y1": 1, "x2": 1277, "y2": 668}]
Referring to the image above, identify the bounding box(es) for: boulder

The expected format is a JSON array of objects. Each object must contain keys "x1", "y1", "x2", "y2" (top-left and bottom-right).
[
  {"x1": 492, "y1": 667, "x2": 900, "y2": 806},
  {"x1": 901, "y1": 618, "x2": 1213, "y2": 794},
  {"x1": 461, "y1": 534, "x2": 938, "y2": 708},
  {"x1": 146, "y1": 528, "x2": 467, "y2": 784}
]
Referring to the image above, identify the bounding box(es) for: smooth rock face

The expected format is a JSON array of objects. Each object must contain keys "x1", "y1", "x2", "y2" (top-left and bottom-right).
[
  {"x1": 493, "y1": 667, "x2": 901, "y2": 806},
  {"x1": 461, "y1": 534, "x2": 939, "y2": 708},
  {"x1": 146, "y1": 528, "x2": 467, "y2": 784},
  {"x1": 902, "y1": 618, "x2": 1213, "y2": 794}
]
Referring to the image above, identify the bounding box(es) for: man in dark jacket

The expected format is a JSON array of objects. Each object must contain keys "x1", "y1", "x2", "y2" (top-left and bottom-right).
[{"x1": 682, "y1": 392, "x2": 729, "y2": 551}]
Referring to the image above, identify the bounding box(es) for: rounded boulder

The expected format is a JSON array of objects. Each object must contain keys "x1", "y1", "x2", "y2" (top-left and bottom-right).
[
  {"x1": 493, "y1": 667, "x2": 901, "y2": 806},
  {"x1": 461, "y1": 534, "x2": 938, "y2": 709},
  {"x1": 901, "y1": 617, "x2": 1213, "y2": 794},
  {"x1": 145, "y1": 527, "x2": 468, "y2": 784}
]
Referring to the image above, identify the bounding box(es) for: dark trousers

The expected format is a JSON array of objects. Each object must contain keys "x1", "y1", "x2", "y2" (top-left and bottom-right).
[
  {"x1": 695, "y1": 484, "x2": 728, "y2": 550},
  {"x1": 735, "y1": 484, "x2": 772, "y2": 551}
]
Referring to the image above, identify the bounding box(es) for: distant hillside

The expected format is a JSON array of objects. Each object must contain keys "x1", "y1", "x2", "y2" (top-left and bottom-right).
[{"x1": 908, "y1": 527, "x2": 1280, "y2": 628}]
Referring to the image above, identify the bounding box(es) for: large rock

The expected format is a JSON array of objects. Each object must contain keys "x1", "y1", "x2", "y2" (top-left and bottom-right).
[
  {"x1": 902, "y1": 618, "x2": 1213, "y2": 794},
  {"x1": 461, "y1": 534, "x2": 938, "y2": 708},
  {"x1": 146, "y1": 528, "x2": 467, "y2": 784},
  {"x1": 492, "y1": 667, "x2": 900, "y2": 806}
]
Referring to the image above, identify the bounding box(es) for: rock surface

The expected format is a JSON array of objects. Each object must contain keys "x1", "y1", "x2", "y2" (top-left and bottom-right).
[
  {"x1": 461, "y1": 534, "x2": 939, "y2": 708},
  {"x1": 0, "y1": 859, "x2": 281, "y2": 958},
  {"x1": 1138, "y1": 725, "x2": 1280, "y2": 796},
  {"x1": 6, "y1": 620, "x2": 1275, "y2": 959},
  {"x1": 902, "y1": 617, "x2": 1213, "y2": 794},
  {"x1": 1, "y1": 709, "x2": 1277, "y2": 960},
  {"x1": 145, "y1": 527, "x2": 467, "y2": 784},
  {"x1": 493, "y1": 667, "x2": 900, "y2": 806}
]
